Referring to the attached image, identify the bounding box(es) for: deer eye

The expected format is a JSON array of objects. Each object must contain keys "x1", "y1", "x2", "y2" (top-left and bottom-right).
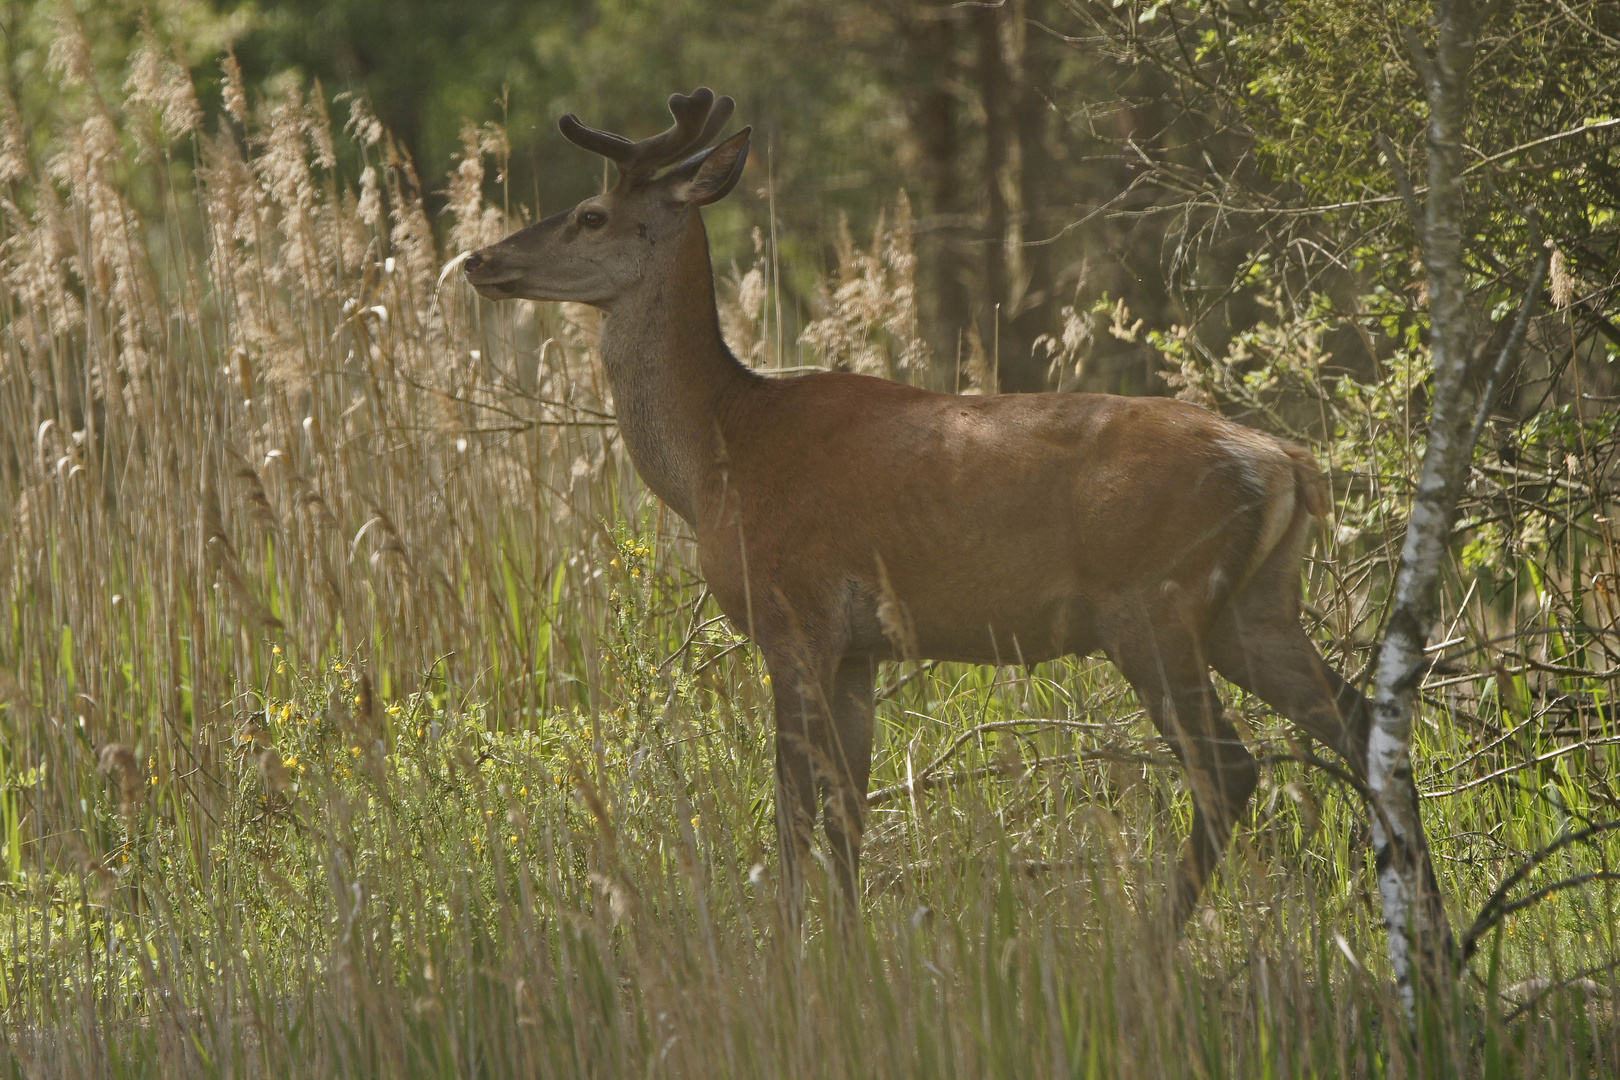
[{"x1": 579, "y1": 209, "x2": 607, "y2": 229}]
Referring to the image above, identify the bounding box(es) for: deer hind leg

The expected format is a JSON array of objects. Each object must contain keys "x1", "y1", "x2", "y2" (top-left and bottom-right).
[
  {"x1": 1110, "y1": 621, "x2": 1259, "y2": 929},
  {"x1": 822, "y1": 655, "x2": 876, "y2": 918},
  {"x1": 1209, "y1": 565, "x2": 1455, "y2": 948},
  {"x1": 1207, "y1": 563, "x2": 1371, "y2": 777}
]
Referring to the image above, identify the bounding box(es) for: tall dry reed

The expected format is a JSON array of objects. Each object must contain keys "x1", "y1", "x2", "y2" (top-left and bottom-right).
[{"x1": 0, "y1": 28, "x2": 1617, "y2": 1078}]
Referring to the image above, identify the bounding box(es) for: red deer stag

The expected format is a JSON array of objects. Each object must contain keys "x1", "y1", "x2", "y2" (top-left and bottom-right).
[{"x1": 465, "y1": 89, "x2": 1371, "y2": 928}]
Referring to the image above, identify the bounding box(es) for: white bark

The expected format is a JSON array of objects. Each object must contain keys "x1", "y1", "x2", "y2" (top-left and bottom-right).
[{"x1": 1367, "y1": 0, "x2": 1489, "y2": 1009}]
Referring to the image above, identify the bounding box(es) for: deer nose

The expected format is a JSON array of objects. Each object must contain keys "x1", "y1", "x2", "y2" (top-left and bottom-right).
[{"x1": 463, "y1": 252, "x2": 484, "y2": 274}]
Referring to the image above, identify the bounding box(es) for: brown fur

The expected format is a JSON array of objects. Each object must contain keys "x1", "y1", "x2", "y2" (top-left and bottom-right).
[{"x1": 466, "y1": 91, "x2": 1372, "y2": 929}]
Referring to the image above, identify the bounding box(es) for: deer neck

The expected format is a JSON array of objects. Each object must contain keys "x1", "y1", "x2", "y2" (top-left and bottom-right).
[{"x1": 597, "y1": 222, "x2": 757, "y2": 525}]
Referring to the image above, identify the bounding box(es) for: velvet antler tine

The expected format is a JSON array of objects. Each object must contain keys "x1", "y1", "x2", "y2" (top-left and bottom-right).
[
  {"x1": 558, "y1": 114, "x2": 637, "y2": 162},
  {"x1": 686, "y1": 96, "x2": 735, "y2": 157},
  {"x1": 559, "y1": 89, "x2": 732, "y2": 177},
  {"x1": 622, "y1": 88, "x2": 716, "y2": 174},
  {"x1": 667, "y1": 88, "x2": 717, "y2": 135}
]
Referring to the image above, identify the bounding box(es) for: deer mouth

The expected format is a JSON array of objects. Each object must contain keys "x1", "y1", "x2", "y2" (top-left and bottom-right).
[{"x1": 469, "y1": 277, "x2": 523, "y2": 300}]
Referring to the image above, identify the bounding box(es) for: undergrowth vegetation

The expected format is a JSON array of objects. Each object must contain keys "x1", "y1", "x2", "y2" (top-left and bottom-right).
[{"x1": 2, "y1": 28, "x2": 1619, "y2": 1078}]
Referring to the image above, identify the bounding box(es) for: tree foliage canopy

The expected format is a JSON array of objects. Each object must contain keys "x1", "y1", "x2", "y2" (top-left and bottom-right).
[{"x1": 3, "y1": 0, "x2": 1615, "y2": 396}]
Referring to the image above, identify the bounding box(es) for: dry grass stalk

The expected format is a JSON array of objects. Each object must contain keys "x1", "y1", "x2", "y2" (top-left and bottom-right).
[
  {"x1": 718, "y1": 228, "x2": 771, "y2": 367},
  {"x1": 799, "y1": 193, "x2": 932, "y2": 380}
]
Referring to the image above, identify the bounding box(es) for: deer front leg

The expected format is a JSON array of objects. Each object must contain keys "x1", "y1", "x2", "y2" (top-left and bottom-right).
[
  {"x1": 823, "y1": 655, "x2": 876, "y2": 919},
  {"x1": 1169, "y1": 719, "x2": 1259, "y2": 928},
  {"x1": 1112, "y1": 625, "x2": 1259, "y2": 930},
  {"x1": 770, "y1": 661, "x2": 824, "y2": 929}
]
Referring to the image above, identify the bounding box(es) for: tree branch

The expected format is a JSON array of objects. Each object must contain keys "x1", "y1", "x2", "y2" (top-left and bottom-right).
[
  {"x1": 1399, "y1": 25, "x2": 1440, "y2": 96},
  {"x1": 1460, "y1": 818, "x2": 1620, "y2": 959},
  {"x1": 1373, "y1": 131, "x2": 1425, "y2": 226},
  {"x1": 1376, "y1": 132, "x2": 1424, "y2": 228},
  {"x1": 866, "y1": 748, "x2": 1169, "y2": 807},
  {"x1": 1466, "y1": 218, "x2": 1548, "y2": 452}
]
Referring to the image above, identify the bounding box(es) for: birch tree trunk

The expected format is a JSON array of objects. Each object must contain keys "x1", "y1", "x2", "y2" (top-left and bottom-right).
[{"x1": 1368, "y1": 0, "x2": 1508, "y2": 1008}]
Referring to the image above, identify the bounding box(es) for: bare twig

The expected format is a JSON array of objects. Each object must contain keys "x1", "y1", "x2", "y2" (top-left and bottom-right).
[
  {"x1": 1479, "y1": 871, "x2": 1620, "y2": 926},
  {"x1": 1501, "y1": 960, "x2": 1620, "y2": 1024},
  {"x1": 868, "y1": 717, "x2": 1170, "y2": 807},
  {"x1": 1423, "y1": 736, "x2": 1620, "y2": 799},
  {"x1": 1376, "y1": 132, "x2": 1424, "y2": 226},
  {"x1": 876, "y1": 660, "x2": 941, "y2": 702},
  {"x1": 867, "y1": 746, "x2": 1170, "y2": 807},
  {"x1": 1466, "y1": 215, "x2": 1547, "y2": 451},
  {"x1": 1462, "y1": 116, "x2": 1620, "y2": 175},
  {"x1": 1461, "y1": 818, "x2": 1620, "y2": 959},
  {"x1": 910, "y1": 718, "x2": 1128, "y2": 784}
]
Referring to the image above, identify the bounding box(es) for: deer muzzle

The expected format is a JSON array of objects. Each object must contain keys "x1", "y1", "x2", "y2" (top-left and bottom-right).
[{"x1": 463, "y1": 249, "x2": 525, "y2": 299}]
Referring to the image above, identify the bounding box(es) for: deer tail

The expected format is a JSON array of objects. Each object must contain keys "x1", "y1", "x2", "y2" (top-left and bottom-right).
[{"x1": 1241, "y1": 441, "x2": 1328, "y2": 588}]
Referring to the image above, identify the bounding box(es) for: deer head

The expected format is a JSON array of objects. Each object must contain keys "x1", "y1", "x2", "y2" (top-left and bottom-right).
[{"x1": 464, "y1": 88, "x2": 750, "y2": 308}]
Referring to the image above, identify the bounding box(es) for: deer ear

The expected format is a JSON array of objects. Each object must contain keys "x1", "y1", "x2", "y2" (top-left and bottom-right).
[{"x1": 667, "y1": 127, "x2": 751, "y2": 206}]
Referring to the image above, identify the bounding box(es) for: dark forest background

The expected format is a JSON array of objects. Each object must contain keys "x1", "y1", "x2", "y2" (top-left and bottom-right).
[{"x1": 9, "y1": 0, "x2": 1609, "y2": 402}]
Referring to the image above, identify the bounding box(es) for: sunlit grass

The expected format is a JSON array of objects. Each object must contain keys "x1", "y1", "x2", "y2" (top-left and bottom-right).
[{"x1": 1, "y1": 27, "x2": 1618, "y2": 1079}]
